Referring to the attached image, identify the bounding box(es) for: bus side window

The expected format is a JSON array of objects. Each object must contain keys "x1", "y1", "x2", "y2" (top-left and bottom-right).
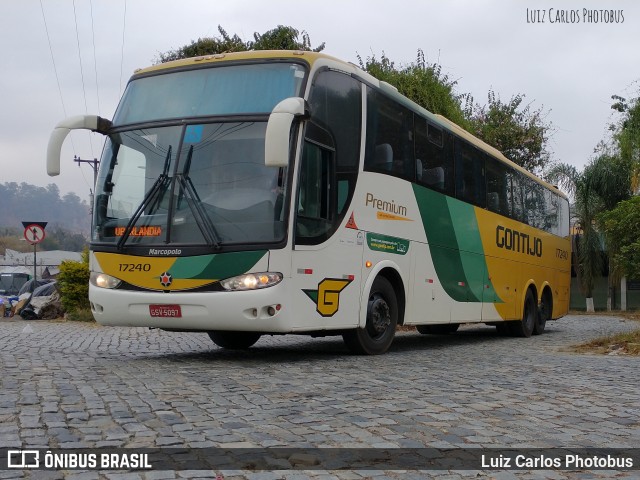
[
  {"x1": 509, "y1": 170, "x2": 526, "y2": 223},
  {"x1": 485, "y1": 157, "x2": 511, "y2": 217},
  {"x1": 454, "y1": 139, "x2": 485, "y2": 208},
  {"x1": 364, "y1": 88, "x2": 415, "y2": 181},
  {"x1": 415, "y1": 119, "x2": 452, "y2": 194}
]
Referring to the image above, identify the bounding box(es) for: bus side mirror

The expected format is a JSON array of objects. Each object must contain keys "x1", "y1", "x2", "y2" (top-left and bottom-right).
[
  {"x1": 47, "y1": 115, "x2": 112, "y2": 176},
  {"x1": 265, "y1": 97, "x2": 308, "y2": 167}
]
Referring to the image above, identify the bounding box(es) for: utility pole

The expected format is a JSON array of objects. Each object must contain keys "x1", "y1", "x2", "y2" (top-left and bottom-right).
[
  {"x1": 74, "y1": 156, "x2": 100, "y2": 217},
  {"x1": 74, "y1": 156, "x2": 99, "y2": 186}
]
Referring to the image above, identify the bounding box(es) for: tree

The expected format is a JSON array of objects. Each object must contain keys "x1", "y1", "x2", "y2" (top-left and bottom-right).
[
  {"x1": 610, "y1": 94, "x2": 640, "y2": 193},
  {"x1": 0, "y1": 182, "x2": 89, "y2": 235},
  {"x1": 251, "y1": 26, "x2": 324, "y2": 52},
  {"x1": 599, "y1": 196, "x2": 640, "y2": 280},
  {"x1": 40, "y1": 225, "x2": 88, "y2": 252},
  {"x1": 358, "y1": 50, "x2": 471, "y2": 129},
  {"x1": 548, "y1": 154, "x2": 633, "y2": 311},
  {"x1": 469, "y1": 90, "x2": 554, "y2": 174},
  {"x1": 156, "y1": 25, "x2": 324, "y2": 63}
]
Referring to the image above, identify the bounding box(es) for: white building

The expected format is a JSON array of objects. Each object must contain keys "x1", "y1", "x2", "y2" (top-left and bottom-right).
[{"x1": 0, "y1": 249, "x2": 82, "y2": 278}]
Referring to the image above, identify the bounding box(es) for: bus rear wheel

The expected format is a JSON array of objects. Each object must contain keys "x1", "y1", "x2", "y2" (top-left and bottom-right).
[
  {"x1": 208, "y1": 331, "x2": 261, "y2": 349},
  {"x1": 534, "y1": 289, "x2": 552, "y2": 335},
  {"x1": 343, "y1": 276, "x2": 397, "y2": 355},
  {"x1": 509, "y1": 289, "x2": 536, "y2": 338}
]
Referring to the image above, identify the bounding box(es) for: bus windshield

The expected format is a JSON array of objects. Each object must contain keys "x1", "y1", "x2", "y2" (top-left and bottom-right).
[
  {"x1": 91, "y1": 61, "x2": 307, "y2": 249},
  {"x1": 93, "y1": 122, "x2": 289, "y2": 248},
  {"x1": 113, "y1": 62, "x2": 307, "y2": 125}
]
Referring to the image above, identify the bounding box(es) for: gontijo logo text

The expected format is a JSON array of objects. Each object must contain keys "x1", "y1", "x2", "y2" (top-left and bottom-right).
[{"x1": 496, "y1": 225, "x2": 542, "y2": 257}]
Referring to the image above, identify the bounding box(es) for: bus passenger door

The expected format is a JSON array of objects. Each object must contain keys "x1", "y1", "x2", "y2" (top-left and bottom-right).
[{"x1": 290, "y1": 138, "x2": 363, "y2": 331}]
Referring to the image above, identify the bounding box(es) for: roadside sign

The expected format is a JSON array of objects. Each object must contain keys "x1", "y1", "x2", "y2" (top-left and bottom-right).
[{"x1": 23, "y1": 224, "x2": 46, "y2": 244}]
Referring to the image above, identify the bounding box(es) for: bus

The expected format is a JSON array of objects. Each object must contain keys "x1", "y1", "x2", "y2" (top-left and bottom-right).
[{"x1": 46, "y1": 50, "x2": 570, "y2": 355}]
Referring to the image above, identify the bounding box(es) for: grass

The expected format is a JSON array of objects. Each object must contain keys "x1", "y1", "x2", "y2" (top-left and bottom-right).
[
  {"x1": 571, "y1": 311, "x2": 640, "y2": 355},
  {"x1": 65, "y1": 308, "x2": 96, "y2": 322},
  {"x1": 573, "y1": 330, "x2": 640, "y2": 355}
]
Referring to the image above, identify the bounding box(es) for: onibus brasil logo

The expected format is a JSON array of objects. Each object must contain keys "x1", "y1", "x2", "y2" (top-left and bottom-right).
[{"x1": 303, "y1": 278, "x2": 352, "y2": 317}]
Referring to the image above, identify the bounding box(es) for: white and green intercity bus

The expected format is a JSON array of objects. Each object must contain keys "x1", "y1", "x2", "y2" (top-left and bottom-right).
[{"x1": 47, "y1": 51, "x2": 571, "y2": 354}]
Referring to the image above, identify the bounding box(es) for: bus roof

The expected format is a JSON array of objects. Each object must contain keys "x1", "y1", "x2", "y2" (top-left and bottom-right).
[
  {"x1": 131, "y1": 50, "x2": 566, "y2": 200},
  {"x1": 132, "y1": 50, "x2": 338, "y2": 76}
]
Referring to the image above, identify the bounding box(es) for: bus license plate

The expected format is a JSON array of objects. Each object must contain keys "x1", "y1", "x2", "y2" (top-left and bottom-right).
[{"x1": 149, "y1": 304, "x2": 182, "y2": 318}]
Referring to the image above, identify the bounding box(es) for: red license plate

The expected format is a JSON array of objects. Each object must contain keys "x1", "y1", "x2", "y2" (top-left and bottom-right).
[{"x1": 149, "y1": 304, "x2": 182, "y2": 318}]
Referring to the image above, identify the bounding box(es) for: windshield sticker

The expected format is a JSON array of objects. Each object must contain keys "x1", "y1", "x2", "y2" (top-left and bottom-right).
[
  {"x1": 366, "y1": 233, "x2": 410, "y2": 255},
  {"x1": 184, "y1": 125, "x2": 203, "y2": 143},
  {"x1": 141, "y1": 134, "x2": 158, "y2": 147}
]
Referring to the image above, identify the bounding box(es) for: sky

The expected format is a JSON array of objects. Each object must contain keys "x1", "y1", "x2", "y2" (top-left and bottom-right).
[{"x1": 1, "y1": 0, "x2": 639, "y2": 202}]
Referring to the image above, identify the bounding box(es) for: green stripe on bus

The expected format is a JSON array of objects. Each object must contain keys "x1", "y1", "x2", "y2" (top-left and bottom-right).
[
  {"x1": 169, "y1": 250, "x2": 268, "y2": 280},
  {"x1": 412, "y1": 184, "x2": 501, "y2": 303}
]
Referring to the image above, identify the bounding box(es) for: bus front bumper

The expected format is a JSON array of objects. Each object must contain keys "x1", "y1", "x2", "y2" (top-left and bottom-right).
[{"x1": 89, "y1": 282, "x2": 294, "y2": 332}]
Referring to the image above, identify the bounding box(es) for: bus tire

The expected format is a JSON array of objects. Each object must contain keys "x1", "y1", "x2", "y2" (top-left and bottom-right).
[
  {"x1": 510, "y1": 289, "x2": 536, "y2": 338},
  {"x1": 417, "y1": 323, "x2": 459, "y2": 334},
  {"x1": 343, "y1": 276, "x2": 397, "y2": 355},
  {"x1": 208, "y1": 331, "x2": 261, "y2": 349},
  {"x1": 534, "y1": 289, "x2": 552, "y2": 335}
]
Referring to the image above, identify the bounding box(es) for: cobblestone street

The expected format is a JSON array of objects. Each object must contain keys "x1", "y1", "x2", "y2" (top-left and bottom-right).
[{"x1": 1, "y1": 315, "x2": 639, "y2": 479}]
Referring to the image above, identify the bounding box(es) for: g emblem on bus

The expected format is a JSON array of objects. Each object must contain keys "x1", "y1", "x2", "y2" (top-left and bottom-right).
[{"x1": 303, "y1": 278, "x2": 352, "y2": 317}]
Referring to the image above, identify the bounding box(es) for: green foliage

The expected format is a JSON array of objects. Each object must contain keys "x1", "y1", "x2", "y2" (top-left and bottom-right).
[
  {"x1": 0, "y1": 227, "x2": 31, "y2": 254},
  {"x1": 251, "y1": 26, "x2": 325, "y2": 52},
  {"x1": 610, "y1": 94, "x2": 640, "y2": 193},
  {"x1": 358, "y1": 50, "x2": 471, "y2": 129},
  {"x1": 66, "y1": 308, "x2": 95, "y2": 322},
  {"x1": 0, "y1": 225, "x2": 87, "y2": 255},
  {"x1": 57, "y1": 249, "x2": 90, "y2": 314},
  {"x1": 548, "y1": 154, "x2": 634, "y2": 299},
  {"x1": 581, "y1": 154, "x2": 633, "y2": 210},
  {"x1": 598, "y1": 196, "x2": 640, "y2": 279},
  {"x1": 156, "y1": 25, "x2": 324, "y2": 63},
  {"x1": 40, "y1": 225, "x2": 88, "y2": 252},
  {"x1": 0, "y1": 182, "x2": 89, "y2": 235},
  {"x1": 469, "y1": 90, "x2": 554, "y2": 174}
]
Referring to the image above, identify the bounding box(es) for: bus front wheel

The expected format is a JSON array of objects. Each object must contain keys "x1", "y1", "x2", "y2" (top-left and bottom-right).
[
  {"x1": 343, "y1": 276, "x2": 398, "y2": 355},
  {"x1": 208, "y1": 331, "x2": 261, "y2": 349}
]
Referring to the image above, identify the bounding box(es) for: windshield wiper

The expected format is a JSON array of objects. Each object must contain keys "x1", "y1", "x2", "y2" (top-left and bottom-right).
[
  {"x1": 176, "y1": 145, "x2": 222, "y2": 249},
  {"x1": 117, "y1": 145, "x2": 172, "y2": 250}
]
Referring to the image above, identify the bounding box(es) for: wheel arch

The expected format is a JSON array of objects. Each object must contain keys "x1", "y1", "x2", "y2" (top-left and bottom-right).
[
  {"x1": 540, "y1": 283, "x2": 554, "y2": 319},
  {"x1": 359, "y1": 261, "x2": 406, "y2": 327}
]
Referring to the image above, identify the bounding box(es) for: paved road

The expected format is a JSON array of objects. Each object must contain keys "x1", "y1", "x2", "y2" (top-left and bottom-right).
[{"x1": 1, "y1": 314, "x2": 639, "y2": 479}]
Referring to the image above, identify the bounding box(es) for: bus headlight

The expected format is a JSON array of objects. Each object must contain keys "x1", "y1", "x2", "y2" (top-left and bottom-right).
[
  {"x1": 220, "y1": 272, "x2": 283, "y2": 291},
  {"x1": 90, "y1": 272, "x2": 122, "y2": 289}
]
